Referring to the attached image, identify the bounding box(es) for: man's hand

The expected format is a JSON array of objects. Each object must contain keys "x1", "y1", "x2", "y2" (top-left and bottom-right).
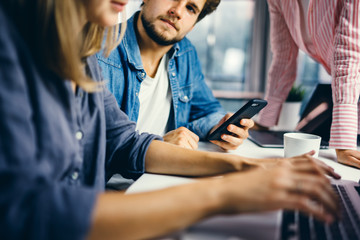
[
  {"x1": 209, "y1": 113, "x2": 254, "y2": 150},
  {"x1": 163, "y1": 127, "x2": 199, "y2": 150},
  {"x1": 336, "y1": 149, "x2": 360, "y2": 169}
]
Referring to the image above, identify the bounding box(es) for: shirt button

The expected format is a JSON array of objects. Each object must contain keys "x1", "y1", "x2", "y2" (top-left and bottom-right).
[
  {"x1": 183, "y1": 96, "x2": 188, "y2": 101},
  {"x1": 136, "y1": 92, "x2": 139, "y2": 96},
  {"x1": 171, "y1": 73, "x2": 176, "y2": 77},
  {"x1": 71, "y1": 171, "x2": 79, "y2": 180},
  {"x1": 75, "y1": 131, "x2": 83, "y2": 140},
  {"x1": 139, "y1": 72, "x2": 145, "y2": 78}
]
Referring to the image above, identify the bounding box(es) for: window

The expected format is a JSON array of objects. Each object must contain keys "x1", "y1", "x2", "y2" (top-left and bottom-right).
[
  {"x1": 187, "y1": 1, "x2": 255, "y2": 93},
  {"x1": 187, "y1": 0, "x2": 269, "y2": 112},
  {"x1": 125, "y1": 0, "x2": 142, "y2": 18}
]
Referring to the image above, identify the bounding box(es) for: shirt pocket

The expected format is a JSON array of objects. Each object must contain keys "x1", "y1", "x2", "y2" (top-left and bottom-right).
[{"x1": 178, "y1": 85, "x2": 193, "y2": 103}]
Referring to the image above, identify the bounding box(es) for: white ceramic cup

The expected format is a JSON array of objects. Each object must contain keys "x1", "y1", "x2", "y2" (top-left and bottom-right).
[{"x1": 284, "y1": 133, "x2": 321, "y2": 158}]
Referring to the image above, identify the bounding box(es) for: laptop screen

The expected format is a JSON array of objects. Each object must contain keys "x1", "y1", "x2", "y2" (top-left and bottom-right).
[
  {"x1": 296, "y1": 84, "x2": 332, "y2": 142},
  {"x1": 249, "y1": 84, "x2": 332, "y2": 148}
]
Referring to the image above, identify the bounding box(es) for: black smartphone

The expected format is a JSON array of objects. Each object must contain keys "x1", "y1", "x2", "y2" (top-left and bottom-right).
[{"x1": 207, "y1": 99, "x2": 268, "y2": 141}]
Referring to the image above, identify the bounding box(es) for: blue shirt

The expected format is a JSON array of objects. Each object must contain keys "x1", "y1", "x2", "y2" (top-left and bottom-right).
[
  {"x1": 0, "y1": 6, "x2": 160, "y2": 240},
  {"x1": 97, "y1": 12, "x2": 226, "y2": 140}
]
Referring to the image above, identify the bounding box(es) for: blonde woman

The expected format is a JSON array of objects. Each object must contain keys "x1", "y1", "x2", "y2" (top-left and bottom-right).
[{"x1": 0, "y1": 0, "x2": 339, "y2": 239}]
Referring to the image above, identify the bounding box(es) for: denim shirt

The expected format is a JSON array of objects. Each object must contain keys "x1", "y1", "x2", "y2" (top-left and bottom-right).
[
  {"x1": 0, "y1": 6, "x2": 160, "y2": 240},
  {"x1": 97, "y1": 12, "x2": 226, "y2": 139}
]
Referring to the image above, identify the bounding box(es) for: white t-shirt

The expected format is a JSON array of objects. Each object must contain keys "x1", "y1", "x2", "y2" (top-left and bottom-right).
[{"x1": 136, "y1": 55, "x2": 172, "y2": 136}]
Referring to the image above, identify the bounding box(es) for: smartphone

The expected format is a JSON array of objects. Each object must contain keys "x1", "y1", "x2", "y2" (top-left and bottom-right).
[{"x1": 207, "y1": 99, "x2": 268, "y2": 141}]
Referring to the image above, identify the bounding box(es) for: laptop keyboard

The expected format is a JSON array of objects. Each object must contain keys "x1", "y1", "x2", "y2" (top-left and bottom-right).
[{"x1": 281, "y1": 184, "x2": 360, "y2": 240}]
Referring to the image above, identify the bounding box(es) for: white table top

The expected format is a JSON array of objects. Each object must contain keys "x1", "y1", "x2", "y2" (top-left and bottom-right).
[{"x1": 126, "y1": 140, "x2": 360, "y2": 239}]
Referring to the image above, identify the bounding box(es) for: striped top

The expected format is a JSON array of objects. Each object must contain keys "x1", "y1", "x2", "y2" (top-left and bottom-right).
[{"x1": 258, "y1": 0, "x2": 360, "y2": 149}]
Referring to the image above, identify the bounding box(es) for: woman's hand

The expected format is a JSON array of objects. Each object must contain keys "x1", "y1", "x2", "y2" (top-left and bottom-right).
[
  {"x1": 246, "y1": 151, "x2": 341, "y2": 180},
  {"x1": 285, "y1": 151, "x2": 341, "y2": 179},
  {"x1": 336, "y1": 149, "x2": 360, "y2": 169},
  {"x1": 214, "y1": 158, "x2": 340, "y2": 223}
]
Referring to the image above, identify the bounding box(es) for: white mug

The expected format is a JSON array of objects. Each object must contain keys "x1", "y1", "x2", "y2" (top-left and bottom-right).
[{"x1": 284, "y1": 133, "x2": 321, "y2": 158}]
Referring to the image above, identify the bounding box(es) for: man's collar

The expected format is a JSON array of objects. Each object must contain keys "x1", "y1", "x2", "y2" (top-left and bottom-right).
[{"x1": 122, "y1": 12, "x2": 143, "y2": 69}]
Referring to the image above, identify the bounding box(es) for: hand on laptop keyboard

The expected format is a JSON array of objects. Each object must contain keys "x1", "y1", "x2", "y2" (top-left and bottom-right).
[
  {"x1": 281, "y1": 182, "x2": 360, "y2": 240},
  {"x1": 255, "y1": 150, "x2": 341, "y2": 180},
  {"x1": 219, "y1": 155, "x2": 340, "y2": 224},
  {"x1": 285, "y1": 150, "x2": 341, "y2": 180}
]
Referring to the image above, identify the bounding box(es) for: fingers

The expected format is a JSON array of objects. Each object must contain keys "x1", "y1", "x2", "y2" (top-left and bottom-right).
[
  {"x1": 336, "y1": 149, "x2": 360, "y2": 169},
  {"x1": 209, "y1": 114, "x2": 231, "y2": 135},
  {"x1": 288, "y1": 174, "x2": 339, "y2": 220},
  {"x1": 339, "y1": 157, "x2": 360, "y2": 169},
  {"x1": 282, "y1": 195, "x2": 337, "y2": 223},
  {"x1": 210, "y1": 139, "x2": 241, "y2": 150},
  {"x1": 267, "y1": 162, "x2": 340, "y2": 222},
  {"x1": 222, "y1": 133, "x2": 244, "y2": 148},
  {"x1": 239, "y1": 118, "x2": 254, "y2": 130},
  {"x1": 211, "y1": 119, "x2": 254, "y2": 150},
  {"x1": 313, "y1": 159, "x2": 341, "y2": 179},
  {"x1": 186, "y1": 137, "x2": 198, "y2": 149},
  {"x1": 269, "y1": 166, "x2": 339, "y2": 223},
  {"x1": 221, "y1": 165, "x2": 339, "y2": 223},
  {"x1": 163, "y1": 127, "x2": 199, "y2": 150},
  {"x1": 288, "y1": 152, "x2": 341, "y2": 179}
]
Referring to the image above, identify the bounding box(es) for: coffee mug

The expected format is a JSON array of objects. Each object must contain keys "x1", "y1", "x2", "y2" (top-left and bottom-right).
[{"x1": 284, "y1": 133, "x2": 321, "y2": 158}]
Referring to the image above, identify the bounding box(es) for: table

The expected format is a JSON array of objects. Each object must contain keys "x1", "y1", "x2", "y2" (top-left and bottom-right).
[{"x1": 126, "y1": 140, "x2": 360, "y2": 239}]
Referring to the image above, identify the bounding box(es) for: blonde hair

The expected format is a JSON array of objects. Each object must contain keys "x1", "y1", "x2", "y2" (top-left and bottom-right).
[{"x1": 44, "y1": 0, "x2": 126, "y2": 91}]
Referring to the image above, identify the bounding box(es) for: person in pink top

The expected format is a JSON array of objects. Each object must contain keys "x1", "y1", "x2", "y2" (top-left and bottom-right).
[{"x1": 256, "y1": 0, "x2": 360, "y2": 169}]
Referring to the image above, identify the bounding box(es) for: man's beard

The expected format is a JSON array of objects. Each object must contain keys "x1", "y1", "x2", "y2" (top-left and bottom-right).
[{"x1": 141, "y1": 14, "x2": 182, "y2": 46}]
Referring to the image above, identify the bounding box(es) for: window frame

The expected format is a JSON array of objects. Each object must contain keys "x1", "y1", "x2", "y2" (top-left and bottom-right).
[{"x1": 208, "y1": 0, "x2": 270, "y2": 100}]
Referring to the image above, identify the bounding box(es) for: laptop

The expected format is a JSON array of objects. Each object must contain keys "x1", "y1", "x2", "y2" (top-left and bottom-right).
[
  {"x1": 180, "y1": 177, "x2": 360, "y2": 240},
  {"x1": 281, "y1": 178, "x2": 360, "y2": 240},
  {"x1": 173, "y1": 177, "x2": 360, "y2": 240},
  {"x1": 249, "y1": 84, "x2": 332, "y2": 148}
]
